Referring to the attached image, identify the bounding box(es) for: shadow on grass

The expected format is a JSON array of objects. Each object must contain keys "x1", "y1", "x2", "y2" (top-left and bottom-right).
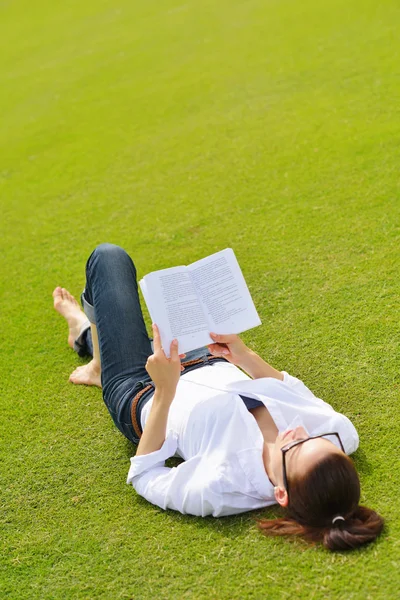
[
  {"x1": 132, "y1": 489, "x2": 283, "y2": 543},
  {"x1": 352, "y1": 447, "x2": 373, "y2": 475}
]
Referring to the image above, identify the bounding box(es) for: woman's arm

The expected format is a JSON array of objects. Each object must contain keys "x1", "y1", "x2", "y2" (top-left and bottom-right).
[
  {"x1": 208, "y1": 333, "x2": 283, "y2": 381},
  {"x1": 236, "y1": 348, "x2": 284, "y2": 380},
  {"x1": 135, "y1": 389, "x2": 175, "y2": 456},
  {"x1": 136, "y1": 324, "x2": 182, "y2": 456}
]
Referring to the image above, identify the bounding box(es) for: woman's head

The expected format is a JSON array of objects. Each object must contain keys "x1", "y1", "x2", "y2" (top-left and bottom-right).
[
  {"x1": 269, "y1": 426, "x2": 356, "y2": 512},
  {"x1": 259, "y1": 426, "x2": 384, "y2": 550}
]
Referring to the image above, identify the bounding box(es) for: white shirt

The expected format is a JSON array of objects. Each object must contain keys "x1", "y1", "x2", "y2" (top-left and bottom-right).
[{"x1": 126, "y1": 363, "x2": 359, "y2": 517}]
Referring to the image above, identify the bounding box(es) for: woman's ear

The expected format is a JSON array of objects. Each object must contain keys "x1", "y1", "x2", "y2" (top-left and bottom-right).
[{"x1": 274, "y1": 485, "x2": 289, "y2": 507}]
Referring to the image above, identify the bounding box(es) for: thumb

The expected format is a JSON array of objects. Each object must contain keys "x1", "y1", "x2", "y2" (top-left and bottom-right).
[{"x1": 170, "y1": 338, "x2": 179, "y2": 360}]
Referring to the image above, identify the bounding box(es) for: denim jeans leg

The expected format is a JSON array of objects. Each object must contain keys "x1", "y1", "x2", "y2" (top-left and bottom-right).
[{"x1": 83, "y1": 243, "x2": 153, "y2": 442}]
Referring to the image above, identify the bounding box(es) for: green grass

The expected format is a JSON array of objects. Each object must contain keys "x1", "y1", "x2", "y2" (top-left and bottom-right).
[{"x1": 1, "y1": 0, "x2": 400, "y2": 597}]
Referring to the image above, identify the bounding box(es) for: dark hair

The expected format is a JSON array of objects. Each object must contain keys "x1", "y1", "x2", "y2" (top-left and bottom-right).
[{"x1": 257, "y1": 453, "x2": 384, "y2": 551}]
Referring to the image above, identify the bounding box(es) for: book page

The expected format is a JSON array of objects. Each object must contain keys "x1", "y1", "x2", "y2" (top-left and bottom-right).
[
  {"x1": 188, "y1": 248, "x2": 261, "y2": 334},
  {"x1": 140, "y1": 266, "x2": 212, "y2": 356}
]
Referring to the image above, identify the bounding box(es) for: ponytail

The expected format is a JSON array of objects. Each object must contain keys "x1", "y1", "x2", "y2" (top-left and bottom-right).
[
  {"x1": 258, "y1": 453, "x2": 384, "y2": 551},
  {"x1": 323, "y1": 505, "x2": 384, "y2": 551},
  {"x1": 258, "y1": 505, "x2": 384, "y2": 551}
]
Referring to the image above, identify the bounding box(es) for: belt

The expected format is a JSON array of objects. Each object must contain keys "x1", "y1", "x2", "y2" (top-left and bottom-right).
[{"x1": 130, "y1": 355, "x2": 227, "y2": 439}]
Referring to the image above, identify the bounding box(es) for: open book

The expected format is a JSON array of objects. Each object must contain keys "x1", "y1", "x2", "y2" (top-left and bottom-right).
[{"x1": 139, "y1": 248, "x2": 261, "y2": 356}]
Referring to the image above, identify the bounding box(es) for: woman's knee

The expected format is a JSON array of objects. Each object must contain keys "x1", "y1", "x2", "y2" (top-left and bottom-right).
[
  {"x1": 93, "y1": 243, "x2": 126, "y2": 258},
  {"x1": 87, "y1": 243, "x2": 136, "y2": 274}
]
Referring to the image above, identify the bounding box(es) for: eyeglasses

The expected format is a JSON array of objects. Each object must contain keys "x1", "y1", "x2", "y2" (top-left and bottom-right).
[{"x1": 281, "y1": 432, "x2": 345, "y2": 498}]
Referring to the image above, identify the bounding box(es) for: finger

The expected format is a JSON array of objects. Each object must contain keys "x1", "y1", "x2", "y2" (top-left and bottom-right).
[
  {"x1": 179, "y1": 353, "x2": 186, "y2": 359},
  {"x1": 152, "y1": 323, "x2": 162, "y2": 352},
  {"x1": 169, "y1": 338, "x2": 179, "y2": 360},
  {"x1": 210, "y1": 332, "x2": 238, "y2": 343},
  {"x1": 208, "y1": 342, "x2": 227, "y2": 351},
  {"x1": 208, "y1": 343, "x2": 229, "y2": 355}
]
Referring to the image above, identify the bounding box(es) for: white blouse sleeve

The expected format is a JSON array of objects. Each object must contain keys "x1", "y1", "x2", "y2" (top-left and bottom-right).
[
  {"x1": 281, "y1": 371, "x2": 320, "y2": 399},
  {"x1": 282, "y1": 372, "x2": 360, "y2": 455},
  {"x1": 126, "y1": 434, "x2": 222, "y2": 517},
  {"x1": 332, "y1": 413, "x2": 359, "y2": 455}
]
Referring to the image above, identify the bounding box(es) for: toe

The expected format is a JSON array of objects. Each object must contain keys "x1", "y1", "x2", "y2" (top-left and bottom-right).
[
  {"x1": 69, "y1": 369, "x2": 81, "y2": 383},
  {"x1": 65, "y1": 288, "x2": 76, "y2": 303}
]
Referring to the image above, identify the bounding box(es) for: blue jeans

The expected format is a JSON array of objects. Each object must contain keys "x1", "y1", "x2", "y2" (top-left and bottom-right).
[{"x1": 78, "y1": 243, "x2": 228, "y2": 444}]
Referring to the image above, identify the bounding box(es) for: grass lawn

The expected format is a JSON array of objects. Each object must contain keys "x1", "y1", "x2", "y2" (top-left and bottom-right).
[{"x1": 1, "y1": 0, "x2": 400, "y2": 598}]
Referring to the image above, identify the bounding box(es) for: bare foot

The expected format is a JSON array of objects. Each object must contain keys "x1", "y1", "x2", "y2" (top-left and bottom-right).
[
  {"x1": 69, "y1": 360, "x2": 102, "y2": 388},
  {"x1": 53, "y1": 286, "x2": 88, "y2": 348}
]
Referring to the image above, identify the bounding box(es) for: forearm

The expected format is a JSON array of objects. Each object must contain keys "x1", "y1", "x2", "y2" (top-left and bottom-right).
[
  {"x1": 135, "y1": 389, "x2": 175, "y2": 456},
  {"x1": 237, "y1": 349, "x2": 284, "y2": 381}
]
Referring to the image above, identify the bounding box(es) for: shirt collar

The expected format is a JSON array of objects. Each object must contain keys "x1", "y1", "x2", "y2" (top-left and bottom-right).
[{"x1": 237, "y1": 447, "x2": 274, "y2": 499}]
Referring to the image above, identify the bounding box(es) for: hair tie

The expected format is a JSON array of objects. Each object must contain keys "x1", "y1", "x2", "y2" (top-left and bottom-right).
[{"x1": 332, "y1": 516, "x2": 345, "y2": 525}]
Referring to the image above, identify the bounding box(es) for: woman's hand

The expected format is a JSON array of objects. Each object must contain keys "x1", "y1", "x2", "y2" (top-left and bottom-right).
[
  {"x1": 207, "y1": 333, "x2": 250, "y2": 366},
  {"x1": 145, "y1": 324, "x2": 182, "y2": 396}
]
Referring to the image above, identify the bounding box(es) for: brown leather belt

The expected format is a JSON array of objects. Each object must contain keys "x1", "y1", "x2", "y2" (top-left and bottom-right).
[{"x1": 130, "y1": 356, "x2": 226, "y2": 439}]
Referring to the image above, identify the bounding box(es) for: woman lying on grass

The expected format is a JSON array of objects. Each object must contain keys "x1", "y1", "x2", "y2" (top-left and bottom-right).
[{"x1": 54, "y1": 243, "x2": 384, "y2": 551}]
